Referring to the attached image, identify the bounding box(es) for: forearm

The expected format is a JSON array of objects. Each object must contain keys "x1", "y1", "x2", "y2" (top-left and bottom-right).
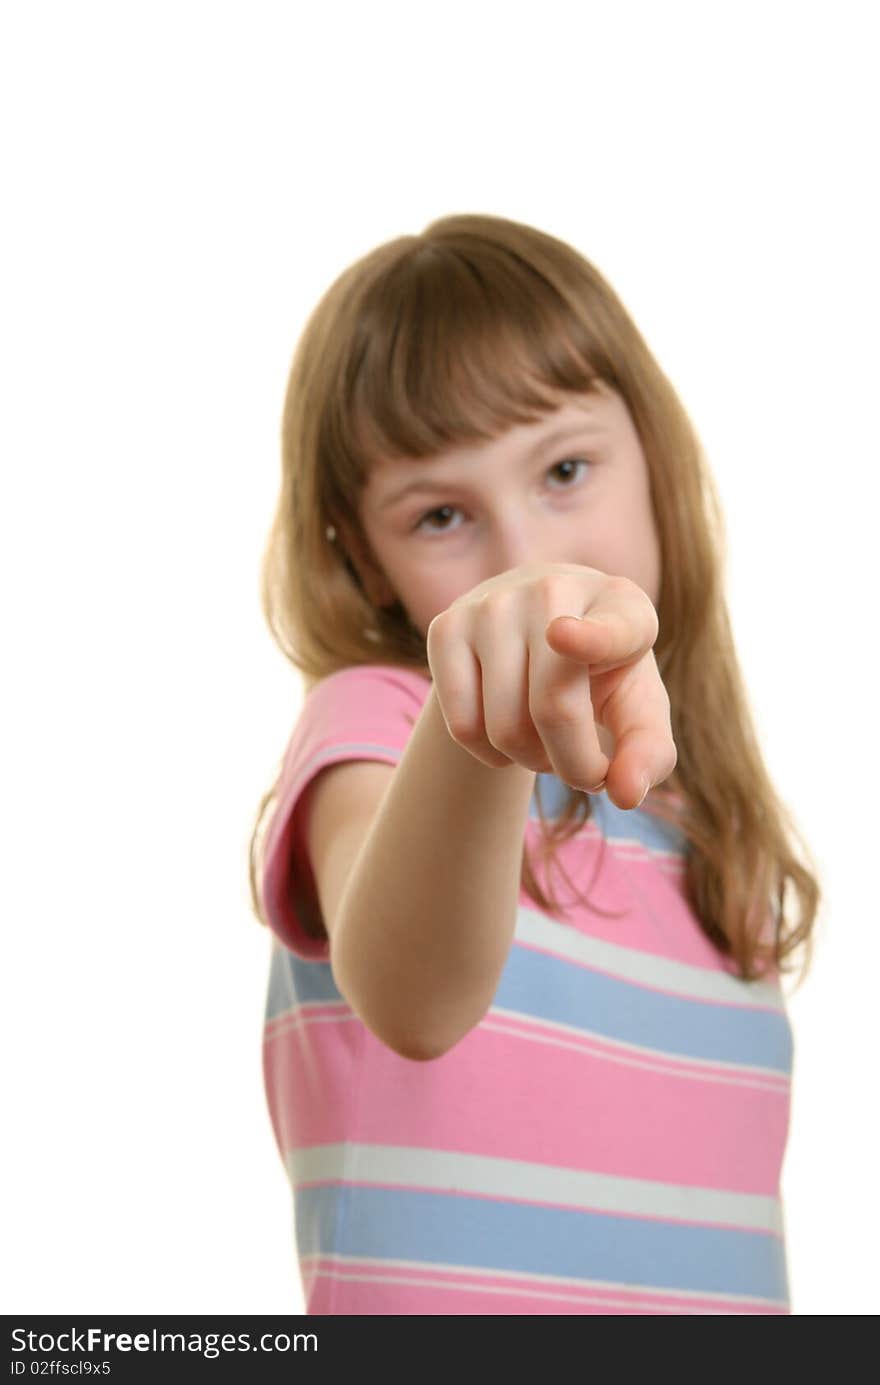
[{"x1": 332, "y1": 682, "x2": 536, "y2": 1060}]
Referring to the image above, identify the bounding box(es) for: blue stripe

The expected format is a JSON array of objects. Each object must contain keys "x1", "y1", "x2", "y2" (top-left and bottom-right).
[
  {"x1": 295, "y1": 1184, "x2": 788, "y2": 1302},
  {"x1": 530, "y1": 773, "x2": 688, "y2": 854},
  {"x1": 497, "y1": 946, "x2": 793, "y2": 1072},
  {"x1": 266, "y1": 944, "x2": 339, "y2": 1018},
  {"x1": 266, "y1": 944, "x2": 792, "y2": 1074}
]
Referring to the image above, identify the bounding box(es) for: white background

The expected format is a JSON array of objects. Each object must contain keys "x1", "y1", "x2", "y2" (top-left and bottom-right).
[{"x1": 2, "y1": 0, "x2": 876, "y2": 1316}]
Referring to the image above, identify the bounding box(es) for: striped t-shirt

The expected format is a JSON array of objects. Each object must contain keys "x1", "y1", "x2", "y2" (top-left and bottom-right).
[{"x1": 261, "y1": 662, "x2": 794, "y2": 1315}]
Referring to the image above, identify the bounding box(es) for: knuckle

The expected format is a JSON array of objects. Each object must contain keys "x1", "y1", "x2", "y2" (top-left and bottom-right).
[
  {"x1": 435, "y1": 673, "x2": 472, "y2": 707},
  {"x1": 603, "y1": 573, "x2": 631, "y2": 595},
  {"x1": 609, "y1": 575, "x2": 659, "y2": 631},
  {"x1": 534, "y1": 573, "x2": 571, "y2": 610},
  {"x1": 425, "y1": 628, "x2": 444, "y2": 665},
  {"x1": 444, "y1": 710, "x2": 481, "y2": 744},
  {"x1": 434, "y1": 677, "x2": 477, "y2": 736},
  {"x1": 426, "y1": 608, "x2": 458, "y2": 648},
  {"x1": 475, "y1": 589, "x2": 515, "y2": 626},
  {"x1": 534, "y1": 572, "x2": 562, "y2": 598},
  {"x1": 486, "y1": 718, "x2": 536, "y2": 759},
  {"x1": 530, "y1": 691, "x2": 584, "y2": 731}
]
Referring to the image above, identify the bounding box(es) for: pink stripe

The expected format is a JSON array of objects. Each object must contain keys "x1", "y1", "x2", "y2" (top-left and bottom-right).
[
  {"x1": 524, "y1": 834, "x2": 772, "y2": 975},
  {"x1": 266, "y1": 1018, "x2": 789, "y2": 1196},
  {"x1": 302, "y1": 1262, "x2": 787, "y2": 1315},
  {"x1": 263, "y1": 1020, "x2": 362, "y2": 1153}
]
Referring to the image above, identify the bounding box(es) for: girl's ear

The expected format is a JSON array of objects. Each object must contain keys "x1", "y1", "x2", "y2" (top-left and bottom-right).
[{"x1": 333, "y1": 519, "x2": 397, "y2": 609}]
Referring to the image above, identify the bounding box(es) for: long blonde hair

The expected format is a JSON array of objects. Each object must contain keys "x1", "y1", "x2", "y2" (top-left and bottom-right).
[{"x1": 249, "y1": 212, "x2": 821, "y2": 986}]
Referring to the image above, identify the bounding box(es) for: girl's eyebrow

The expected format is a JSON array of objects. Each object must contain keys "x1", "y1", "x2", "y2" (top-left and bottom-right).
[{"x1": 377, "y1": 421, "x2": 605, "y2": 512}]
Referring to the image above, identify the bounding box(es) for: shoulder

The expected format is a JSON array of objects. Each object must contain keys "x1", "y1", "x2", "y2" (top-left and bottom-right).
[
  {"x1": 308, "y1": 660, "x2": 432, "y2": 697},
  {"x1": 302, "y1": 661, "x2": 433, "y2": 730},
  {"x1": 260, "y1": 662, "x2": 431, "y2": 960}
]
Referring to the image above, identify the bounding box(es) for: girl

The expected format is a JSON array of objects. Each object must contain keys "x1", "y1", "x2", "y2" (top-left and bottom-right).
[{"x1": 249, "y1": 213, "x2": 821, "y2": 1315}]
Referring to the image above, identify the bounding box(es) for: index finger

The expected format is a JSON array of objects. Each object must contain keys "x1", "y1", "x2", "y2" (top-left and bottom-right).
[
  {"x1": 545, "y1": 590, "x2": 659, "y2": 676},
  {"x1": 587, "y1": 647, "x2": 678, "y2": 807},
  {"x1": 544, "y1": 603, "x2": 671, "y2": 808}
]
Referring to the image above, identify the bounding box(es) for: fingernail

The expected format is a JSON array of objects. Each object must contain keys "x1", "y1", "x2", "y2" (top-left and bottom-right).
[
  {"x1": 586, "y1": 779, "x2": 606, "y2": 795},
  {"x1": 638, "y1": 775, "x2": 651, "y2": 806}
]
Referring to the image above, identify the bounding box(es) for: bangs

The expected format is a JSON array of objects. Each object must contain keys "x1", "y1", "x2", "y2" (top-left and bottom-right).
[{"x1": 337, "y1": 237, "x2": 606, "y2": 473}]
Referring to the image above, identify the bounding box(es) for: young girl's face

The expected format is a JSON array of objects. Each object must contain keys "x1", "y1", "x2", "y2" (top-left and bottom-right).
[{"x1": 347, "y1": 383, "x2": 662, "y2": 638}]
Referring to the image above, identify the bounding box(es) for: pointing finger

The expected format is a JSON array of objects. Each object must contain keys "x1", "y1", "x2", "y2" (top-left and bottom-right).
[{"x1": 545, "y1": 608, "x2": 655, "y2": 676}]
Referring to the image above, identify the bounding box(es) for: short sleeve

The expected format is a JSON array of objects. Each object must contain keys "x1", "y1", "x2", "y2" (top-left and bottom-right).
[{"x1": 259, "y1": 662, "x2": 433, "y2": 961}]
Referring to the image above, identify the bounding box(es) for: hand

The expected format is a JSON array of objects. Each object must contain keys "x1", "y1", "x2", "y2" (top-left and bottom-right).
[{"x1": 425, "y1": 562, "x2": 677, "y2": 810}]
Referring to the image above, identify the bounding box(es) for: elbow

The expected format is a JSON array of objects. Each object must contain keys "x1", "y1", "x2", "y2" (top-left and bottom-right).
[
  {"x1": 388, "y1": 1010, "x2": 484, "y2": 1062},
  {"x1": 392, "y1": 1032, "x2": 454, "y2": 1063},
  {"x1": 390, "y1": 992, "x2": 493, "y2": 1060},
  {"x1": 330, "y1": 965, "x2": 450, "y2": 1061},
  {"x1": 365, "y1": 1014, "x2": 457, "y2": 1062},
  {"x1": 331, "y1": 951, "x2": 487, "y2": 1062},
  {"x1": 368, "y1": 1014, "x2": 466, "y2": 1064}
]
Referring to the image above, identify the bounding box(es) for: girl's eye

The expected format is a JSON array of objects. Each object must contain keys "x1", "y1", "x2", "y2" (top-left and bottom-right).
[{"x1": 412, "y1": 458, "x2": 591, "y2": 534}]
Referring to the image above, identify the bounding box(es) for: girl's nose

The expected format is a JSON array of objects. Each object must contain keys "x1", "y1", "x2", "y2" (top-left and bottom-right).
[{"x1": 486, "y1": 518, "x2": 547, "y2": 576}]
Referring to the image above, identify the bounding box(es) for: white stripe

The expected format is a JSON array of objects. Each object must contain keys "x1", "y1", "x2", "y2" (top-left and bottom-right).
[
  {"x1": 287, "y1": 1143, "x2": 784, "y2": 1234},
  {"x1": 515, "y1": 907, "x2": 786, "y2": 1009}
]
